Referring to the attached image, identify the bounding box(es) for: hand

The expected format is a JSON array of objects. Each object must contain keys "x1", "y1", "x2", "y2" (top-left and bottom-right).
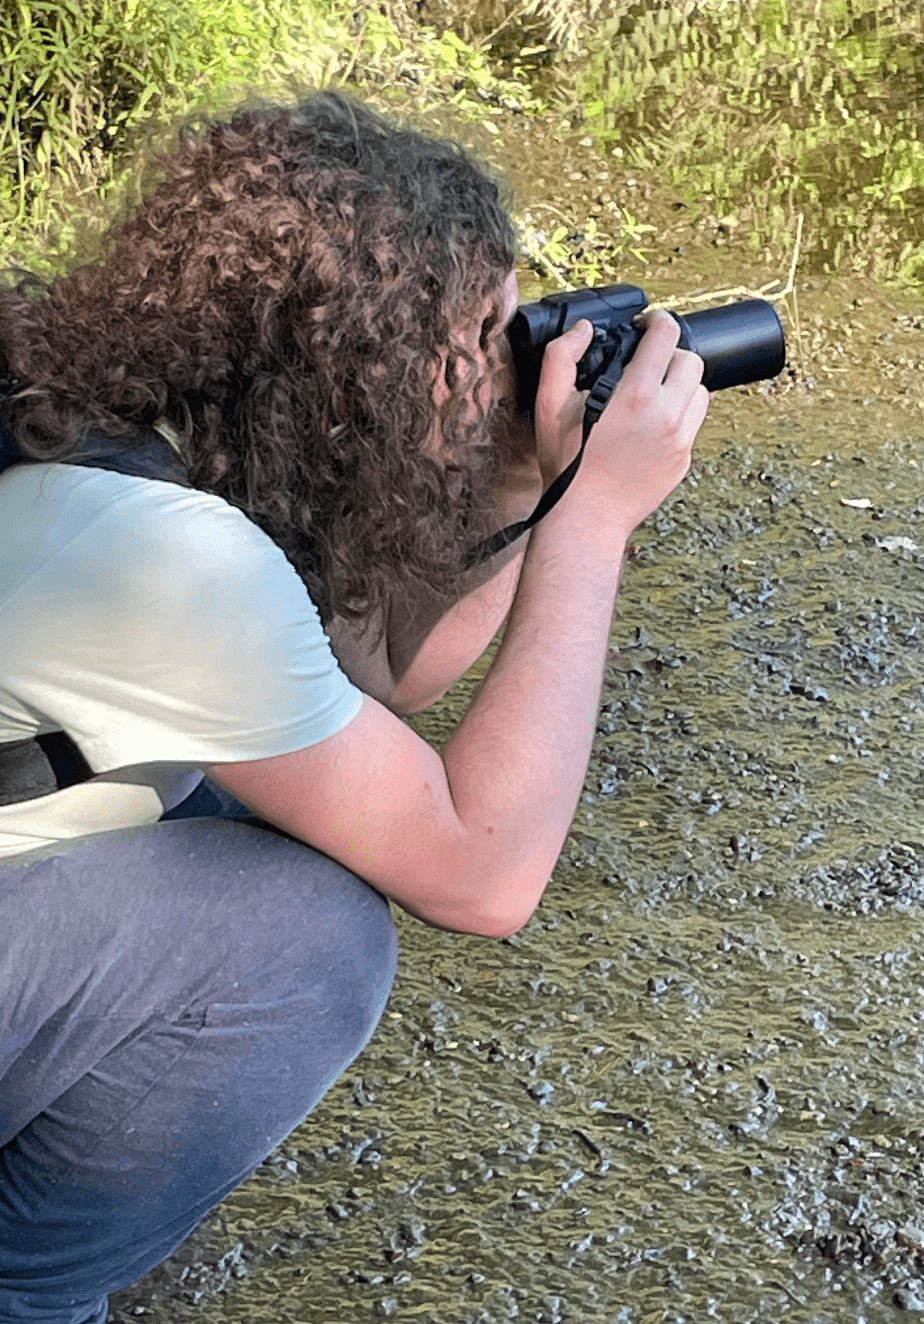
[{"x1": 534, "y1": 310, "x2": 710, "y2": 540}]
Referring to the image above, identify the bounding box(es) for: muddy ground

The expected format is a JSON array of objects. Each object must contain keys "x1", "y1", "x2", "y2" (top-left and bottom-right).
[{"x1": 106, "y1": 114, "x2": 924, "y2": 1324}]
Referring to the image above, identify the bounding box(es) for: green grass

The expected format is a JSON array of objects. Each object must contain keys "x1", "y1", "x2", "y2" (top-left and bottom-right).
[
  {"x1": 2, "y1": 0, "x2": 923, "y2": 292},
  {"x1": 0, "y1": 0, "x2": 356, "y2": 275},
  {"x1": 559, "y1": 0, "x2": 924, "y2": 285}
]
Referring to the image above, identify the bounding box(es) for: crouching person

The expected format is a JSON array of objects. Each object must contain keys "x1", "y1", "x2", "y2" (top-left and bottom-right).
[{"x1": 0, "y1": 87, "x2": 708, "y2": 1322}]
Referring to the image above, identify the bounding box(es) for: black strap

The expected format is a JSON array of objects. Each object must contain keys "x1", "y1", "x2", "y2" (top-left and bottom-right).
[
  {"x1": 0, "y1": 409, "x2": 21, "y2": 474},
  {"x1": 462, "y1": 357, "x2": 625, "y2": 570},
  {"x1": 65, "y1": 431, "x2": 191, "y2": 486},
  {"x1": 0, "y1": 404, "x2": 189, "y2": 806},
  {"x1": 0, "y1": 731, "x2": 94, "y2": 806},
  {"x1": 0, "y1": 388, "x2": 190, "y2": 487},
  {"x1": 0, "y1": 739, "x2": 57, "y2": 805},
  {"x1": 1, "y1": 428, "x2": 190, "y2": 487},
  {"x1": 35, "y1": 730, "x2": 94, "y2": 787}
]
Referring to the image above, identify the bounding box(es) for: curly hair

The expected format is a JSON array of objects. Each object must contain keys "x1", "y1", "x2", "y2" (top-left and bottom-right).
[{"x1": 0, "y1": 88, "x2": 524, "y2": 629}]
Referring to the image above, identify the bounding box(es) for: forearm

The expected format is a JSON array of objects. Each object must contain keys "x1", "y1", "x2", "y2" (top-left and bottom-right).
[
  {"x1": 440, "y1": 492, "x2": 628, "y2": 930},
  {"x1": 436, "y1": 312, "x2": 706, "y2": 934}
]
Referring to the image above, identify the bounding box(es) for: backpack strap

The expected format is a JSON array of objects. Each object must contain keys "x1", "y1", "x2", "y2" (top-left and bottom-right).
[
  {"x1": 61, "y1": 427, "x2": 192, "y2": 486},
  {"x1": 0, "y1": 404, "x2": 21, "y2": 478},
  {"x1": 0, "y1": 731, "x2": 94, "y2": 806},
  {"x1": 0, "y1": 739, "x2": 57, "y2": 806},
  {"x1": 0, "y1": 406, "x2": 190, "y2": 805},
  {"x1": 0, "y1": 422, "x2": 191, "y2": 488}
]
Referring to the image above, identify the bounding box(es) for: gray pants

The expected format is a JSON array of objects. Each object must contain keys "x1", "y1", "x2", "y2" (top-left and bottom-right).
[{"x1": 0, "y1": 783, "x2": 398, "y2": 1323}]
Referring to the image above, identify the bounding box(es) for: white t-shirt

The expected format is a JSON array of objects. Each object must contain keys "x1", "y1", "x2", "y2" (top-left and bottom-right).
[{"x1": 0, "y1": 462, "x2": 365, "y2": 859}]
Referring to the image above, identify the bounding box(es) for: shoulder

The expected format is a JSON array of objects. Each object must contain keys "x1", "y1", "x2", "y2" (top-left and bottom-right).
[
  {"x1": 25, "y1": 463, "x2": 301, "y2": 599},
  {"x1": 95, "y1": 469, "x2": 286, "y2": 573},
  {"x1": 3, "y1": 461, "x2": 322, "y2": 646}
]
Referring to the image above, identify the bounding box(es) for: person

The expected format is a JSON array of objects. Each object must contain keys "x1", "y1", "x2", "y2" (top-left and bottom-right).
[{"x1": 0, "y1": 87, "x2": 709, "y2": 1322}]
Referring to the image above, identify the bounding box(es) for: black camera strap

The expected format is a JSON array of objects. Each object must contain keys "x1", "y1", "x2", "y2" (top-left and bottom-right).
[{"x1": 462, "y1": 357, "x2": 625, "y2": 570}]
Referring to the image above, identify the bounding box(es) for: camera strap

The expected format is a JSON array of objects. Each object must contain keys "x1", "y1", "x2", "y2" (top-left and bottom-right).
[{"x1": 462, "y1": 356, "x2": 625, "y2": 569}]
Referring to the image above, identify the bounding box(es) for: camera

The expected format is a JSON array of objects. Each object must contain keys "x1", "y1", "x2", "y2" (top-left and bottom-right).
[{"x1": 507, "y1": 282, "x2": 786, "y2": 421}]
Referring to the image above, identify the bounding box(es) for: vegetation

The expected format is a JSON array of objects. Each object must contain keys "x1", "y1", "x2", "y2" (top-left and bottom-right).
[
  {"x1": 0, "y1": 0, "x2": 922, "y2": 290},
  {"x1": 569, "y1": 0, "x2": 924, "y2": 284},
  {"x1": 0, "y1": 0, "x2": 352, "y2": 273}
]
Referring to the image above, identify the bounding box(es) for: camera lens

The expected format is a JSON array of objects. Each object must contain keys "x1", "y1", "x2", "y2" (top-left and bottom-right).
[{"x1": 672, "y1": 298, "x2": 786, "y2": 391}]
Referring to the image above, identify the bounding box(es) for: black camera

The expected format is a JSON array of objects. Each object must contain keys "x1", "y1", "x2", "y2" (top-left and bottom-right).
[
  {"x1": 507, "y1": 282, "x2": 786, "y2": 421},
  {"x1": 465, "y1": 282, "x2": 786, "y2": 566}
]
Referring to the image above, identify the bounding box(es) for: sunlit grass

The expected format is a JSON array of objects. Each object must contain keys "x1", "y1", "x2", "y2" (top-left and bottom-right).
[
  {"x1": 554, "y1": 0, "x2": 924, "y2": 285},
  {"x1": 0, "y1": 0, "x2": 357, "y2": 275},
  {"x1": 2, "y1": 0, "x2": 923, "y2": 292}
]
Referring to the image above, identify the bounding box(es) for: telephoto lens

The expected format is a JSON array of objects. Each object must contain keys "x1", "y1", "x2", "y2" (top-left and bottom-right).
[
  {"x1": 508, "y1": 283, "x2": 786, "y2": 418},
  {"x1": 672, "y1": 298, "x2": 786, "y2": 391}
]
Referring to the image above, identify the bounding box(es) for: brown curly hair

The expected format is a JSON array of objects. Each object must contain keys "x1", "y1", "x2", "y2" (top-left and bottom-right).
[{"x1": 0, "y1": 87, "x2": 523, "y2": 628}]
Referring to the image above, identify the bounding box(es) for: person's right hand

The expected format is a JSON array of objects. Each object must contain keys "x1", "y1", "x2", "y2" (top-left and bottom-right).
[{"x1": 534, "y1": 309, "x2": 710, "y2": 543}]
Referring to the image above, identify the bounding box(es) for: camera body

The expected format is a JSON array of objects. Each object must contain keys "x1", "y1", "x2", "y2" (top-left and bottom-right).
[{"x1": 507, "y1": 282, "x2": 787, "y2": 420}]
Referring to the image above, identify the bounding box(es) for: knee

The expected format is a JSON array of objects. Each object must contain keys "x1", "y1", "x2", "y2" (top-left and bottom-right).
[
  {"x1": 204, "y1": 828, "x2": 400, "y2": 1060},
  {"x1": 189, "y1": 849, "x2": 398, "y2": 1125},
  {"x1": 300, "y1": 859, "x2": 399, "y2": 1058}
]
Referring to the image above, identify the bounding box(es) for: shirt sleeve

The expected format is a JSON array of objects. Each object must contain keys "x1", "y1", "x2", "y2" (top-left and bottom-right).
[{"x1": 15, "y1": 473, "x2": 366, "y2": 772}]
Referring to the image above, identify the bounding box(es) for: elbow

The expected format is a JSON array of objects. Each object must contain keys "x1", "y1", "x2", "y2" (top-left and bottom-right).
[
  {"x1": 450, "y1": 888, "x2": 543, "y2": 940},
  {"x1": 398, "y1": 842, "x2": 552, "y2": 938},
  {"x1": 449, "y1": 851, "x2": 552, "y2": 939},
  {"x1": 397, "y1": 888, "x2": 537, "y2": 939},
  {"x1": 450, "y1": 912, "x2": 533, "y2": 940},
  {"x1": 483, "y1": 914, "x2": 532, "y2": 941}
]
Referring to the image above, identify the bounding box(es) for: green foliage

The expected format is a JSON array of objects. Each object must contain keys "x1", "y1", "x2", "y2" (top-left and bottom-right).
[
  {"x1": 3, "y1": 0, "x2": 923, "y2": 293},
  {"x1": 0, "y1": 0, "x2": 554, "y2": 276},
  {"x1": 568, "y1": 0, "x2": 924, "y2": 285},
  {"x1": 340, "y1": 4, "x2": 547, "y2": 116},
  {"x1": 0, "y1": 0, "x2": 354, "y2": 273}
]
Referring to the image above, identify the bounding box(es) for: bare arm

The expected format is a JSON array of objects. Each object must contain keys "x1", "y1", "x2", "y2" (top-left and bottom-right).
[{"x1": 208, "y1": 313, "x2": 709, "y2": 938}]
